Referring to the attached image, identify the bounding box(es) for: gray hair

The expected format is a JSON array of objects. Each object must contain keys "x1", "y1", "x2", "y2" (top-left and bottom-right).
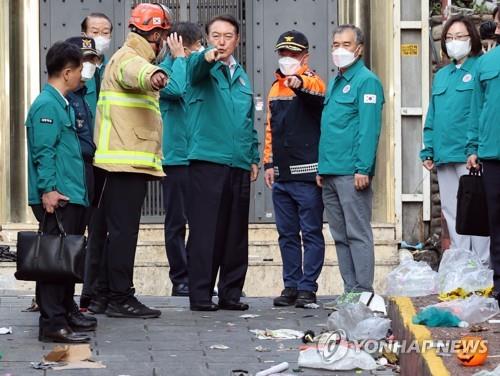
[{"x1": 333, "y1": 24, "x2": 365, "y2": 45}]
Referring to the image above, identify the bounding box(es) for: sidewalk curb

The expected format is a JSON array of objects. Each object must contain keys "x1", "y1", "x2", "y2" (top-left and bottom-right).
[{"x1": 389, "y1": 296, "x2": 450, "y2": 376}]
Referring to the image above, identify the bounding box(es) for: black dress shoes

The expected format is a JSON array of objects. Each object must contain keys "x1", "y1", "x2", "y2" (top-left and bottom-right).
[
  {"x1": 273, "y1": 288, "x2": 298, "y2": 307},
  {"x1": 38, "y1": 328, "x2": 91, "y2": 343},
  {"x1": 295, "y1": 291, "x2": 317, "y2": 308},
  {"x1": 190, "y1": 302, "x2": 219, "y2": 311},
  {"x1": 172, "y1": 283, "x2": 189, "y2": 297},
  {"x1": 68, "y1": 311, "x2": 98, "y2": 332},
  {"x1": 218, "y1": 300, "x2": 249, "y2": 311}
]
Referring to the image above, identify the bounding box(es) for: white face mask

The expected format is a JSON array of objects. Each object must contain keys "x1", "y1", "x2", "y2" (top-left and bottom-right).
[
  {"x1": 93, "y1": 36, "x2": 111, "y2": 54},
  {"x1": 332, "y1": 47, "x2": 357, "y2": 68},
  {"x1": 278, "y1": 56, "x2": 301, "y2": 76},
  {"x1": 81, "y1": 61, "x2": 96, "y2": 82},
  {"x1": 197, "y1": 45, "x2": 205, "y2": 53},
  {"x1": 446, "y1": 39, "x2": 471, "y2": 61}
]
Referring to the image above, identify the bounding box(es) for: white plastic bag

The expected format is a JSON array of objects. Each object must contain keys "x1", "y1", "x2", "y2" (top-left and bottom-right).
[
  {"x1": 431, "y1": 295, "x2": 500, "y2": 324},
  {"x1": 351, "y1": 317, "x2": 391, "y2": 341},
  {"x1": 385, "y1": 259, "x2": 438, "y2": 297},
  {"x1": 298, "y1": 347, "x2": 377, "y2": 371},
  {"x1": 438, "y1": 249, "x2": 493, "y2": 294},
  {"x1": 327, "y1": 303, "x2": 372, "y2": 339}
]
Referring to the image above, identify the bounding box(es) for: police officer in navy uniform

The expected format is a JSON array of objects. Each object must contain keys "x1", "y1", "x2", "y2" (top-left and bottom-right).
[{"x1": 25, "y1": 41, "x2": 95, "y2": 342}]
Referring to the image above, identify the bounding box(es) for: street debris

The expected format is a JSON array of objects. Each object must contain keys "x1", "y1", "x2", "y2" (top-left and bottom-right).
[
  {"x1": 32, "y1": 344, "x2": 105, "y2": 370},
  {"x1": 22, "y1": 298, "x2": 39, "y2": 312},
  {"x1": 430, "y1": 295, "x2": 499, "y2": 324},
  {"x1": 209, "y1": 344, "x2": 230, "y2": 350},
  {"x1": 0, "y1": 327, "x2": 12, "y2": 335},
  {"x1": 250, "y1": 329, "x2": 304, "y2": 340},
  {"x1": 298, "y1": 346, "x2": 377, "y2": 371},
  {"x1": 438, "y1": 248, "x2": 493, "y2": 295},
  {"x1": 255, "y1": 361, "x2": 289, "y2": 376},
  {"x1": 255, "y1": 345, "x2": 271, "y2": 352},
  {"x1": 303, "y1": 303, "x2": 320, "y2": 309},
  {"x1": 327, "y1": 303, "x2": 391, "y2": 340},
  {"x1": 240, "y1": 314, "x2": 260, "y2": 319},
  {"x1": 412, "y1": 307, "x2": 468, "y2": 328},
  {"x1": 385, "y1": 255, "x2": 438, "y2": 297}
]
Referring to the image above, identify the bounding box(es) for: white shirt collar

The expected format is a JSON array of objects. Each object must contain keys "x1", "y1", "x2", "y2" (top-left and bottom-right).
[
  {"x1": 221, "y1": 55, "x2": 238, "y2": 78},
  {"x1": 53, "y1": 85, "x2": 69, "y2": 106}
]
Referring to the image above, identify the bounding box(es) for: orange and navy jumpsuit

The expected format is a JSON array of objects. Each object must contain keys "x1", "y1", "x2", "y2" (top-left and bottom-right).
[{"x1": 263, "y1": 65, "x2": 326, "y2": 182}]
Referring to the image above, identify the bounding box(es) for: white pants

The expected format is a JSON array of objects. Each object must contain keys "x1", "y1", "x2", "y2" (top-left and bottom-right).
[{"x1": 437, "y1": 163, "x2": 490, "y2": 263}]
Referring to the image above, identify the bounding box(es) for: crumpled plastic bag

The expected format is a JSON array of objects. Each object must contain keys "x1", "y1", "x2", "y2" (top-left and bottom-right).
[
  {"x1": 298, "y1": 347, "x2": 377, "y2": 371},
  {"x1": 438, "y1": 249, "x2": 493, "y2": 294},
  {"x1": 385, "y1": 258, "x2": 438, "y2": 297},
  {"x1": 412, "y1": 307, "x2": 464, "y2": 327},
  {"x1": 351, "y1": 317, "x2": 391, "y2": 340},
  {"x1": 249, "y1": 329, "x2": 304, "y2": 340},
  {"x1": 327, "y1": 303, "x2": 391, "y2": 340},
  {"x1": 430, "y1": 295, "x2": 500, "y2": 324}
]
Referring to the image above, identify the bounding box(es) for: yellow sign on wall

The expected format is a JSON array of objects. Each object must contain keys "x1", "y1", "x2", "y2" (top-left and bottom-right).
[{"x1": 401, "y1": 44, "x2": 419, "y2": 56}]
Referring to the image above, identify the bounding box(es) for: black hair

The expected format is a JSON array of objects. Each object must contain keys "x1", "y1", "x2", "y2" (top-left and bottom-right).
[
  {"x1": 441, "y1": 15, "x2": 482, "y2": 59},
  {"x1": 170, "y1": 22, "x2": 203, "y2": 47},
  {"x1": 205, "y1": 14, "x2": 239, "y2": 35},
  {"x1": 81, "y1": 12, "x2": 113, "y2": 33},
  {"x1": 494, "y1": 6, "x2": 499, "y2": 20},
  {"x1": 46, "y1": 41, "x2": 82, "y2": 77}
]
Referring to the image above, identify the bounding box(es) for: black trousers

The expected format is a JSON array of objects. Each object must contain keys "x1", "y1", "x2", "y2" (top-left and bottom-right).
[
  {"x1": 483, "y1": 160, "x2": 500, "y2": 292},
  {"x1": 161, "y1": 165, "x2": 189, "y2": 286},
  {"x1": 81, "y1": 163, "x2": 109, "y2": 300},
  {"x1": 187, "y1": 161, "x2": 250, "y2": 304},
  {"x1": 31, "y1": 204, "x2": 86, "y2": 331},
  {"x1": 101, "y1": 172, "x2": 147, "y2": 303}
]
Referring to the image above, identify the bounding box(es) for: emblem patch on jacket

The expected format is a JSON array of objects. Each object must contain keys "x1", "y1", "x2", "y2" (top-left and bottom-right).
[
  {"x1": 40, "y1": 118, "x2": 53, "y2": 124},
  {"x1": 364, "y1": 94, "x2": 377, "y2": 104}
]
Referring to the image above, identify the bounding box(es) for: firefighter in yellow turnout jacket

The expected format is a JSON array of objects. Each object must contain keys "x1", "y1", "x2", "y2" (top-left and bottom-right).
[{"x1": 92, "y1": 3, "x2": 171, "y2": 318}]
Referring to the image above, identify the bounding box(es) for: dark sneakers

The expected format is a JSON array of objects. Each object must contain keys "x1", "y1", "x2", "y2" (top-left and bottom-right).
[
  {"x1": 88, "y1": 296, "x2": 109, "y2": 314},
  {"x1": 273, "y1": 288, "x2": 299, "y2": 307},
  {"x1": 295, "y1": 290, "x2": 317, "y2": 308},
  {"x1": 105, "y1": 297, "x2": 161, "y2": 318}
]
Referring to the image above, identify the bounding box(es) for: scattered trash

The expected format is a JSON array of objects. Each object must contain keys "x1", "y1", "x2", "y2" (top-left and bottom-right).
[
  {"x1": 473, "y1": 365, "x2": 500, "y2": 376},
  {"x1": 327, "y1": 303, "x2": 391, "y2": 340},
  {"x1": 227, "y1": 322, "x2": 236, "y2": 327},
  {"x1": 431, "y1": 295, "x2": 500, "y2": 324},
  {"x1": 358, "y1": 292, "x2": 387, "y2": 315},
  {"x1": 230, "y1": 370, "x2": 249, "y2": 376},
  {"x1": 277, "y1": 343, "x2": 296, "y2": 352},
  {"x1": 438, "y1": 249, "x2": 493, "y2": 294},
  {"x1": 255, "y1": 345, "x2": 271, "y2": 352},
  {"x1": 489, "y1": 320, "x2": 500, "y2": 324},
  {"x1": 255, "y1": 361, "x2": 289, "y2": 376},
  {"x1": 439, "y1": 286, "x2": 493, "y2": 301},
  {"x1": 250, "y1": 329, "x2": 304, "y2": 340},
  {"x1": 413, "y1": 307, "x2": 468, "y2": 327},
  {"x1": 240, "y1": 314, "x2": 260, "y2": 319},
  {"x1": 209, "y1": 344, "x2": 230, "y2": 350},
  {"x1": 385, "y1": 258, "x2": 438, "y2": 297},
  {"x1": 32, "y1": 344, "x2": 105, "y2": 370},
  {"x1": 382, "y1": 348, "x2": 399, "y2": 364},
  {"x1": 0, "y1": 245, "x2": 16, "y2": 261},
  {"x1": 304, "y1": 303, "x2": 320, "y2": 309},
  {"x1": 22, "y1": 298, "x2": 39, "y2": 312},
  {"x1": 302, "y1": 330, "x2": 315, "y2": 344},
  {"x1": 400, "y1": 240, "x2": 424, "y2": 250},
  {"x1": 298, "y1": 346, "x2": 377, "y2": 371},
  {"x1": 0, "y1": 327, "x2": 12, "y2": 335},
  {"x1": 470, "y1": 325, "x2": 489, "y2": 333}
]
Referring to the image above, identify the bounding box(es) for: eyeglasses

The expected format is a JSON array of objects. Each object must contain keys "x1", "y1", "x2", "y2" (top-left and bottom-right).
[{"x1": 445, "y1": 34, "x2": 470, "y2": 42}]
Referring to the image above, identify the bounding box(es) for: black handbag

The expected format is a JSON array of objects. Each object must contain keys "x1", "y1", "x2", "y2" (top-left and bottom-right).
[
  {"x1": 15, "y1": 211, "x2": 87, "y2": 283},
  {"x1": 456, "y1": 167, "x2": 490, "y2": 236}
]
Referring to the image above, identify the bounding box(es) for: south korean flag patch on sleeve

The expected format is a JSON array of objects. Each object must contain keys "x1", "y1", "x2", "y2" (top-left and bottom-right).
[{"x1": 364, "y1": 94, "x2": 377, "y2": 104}]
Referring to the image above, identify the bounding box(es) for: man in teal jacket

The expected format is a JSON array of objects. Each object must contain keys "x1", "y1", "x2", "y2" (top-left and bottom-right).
[
  {"x1": 159, "y1": 22, "x2": 203, "y2": 297},
  {"x1": 466, "y1": 44, "x2": 500, "y2": 300},
  {"x1": 186, "y1": 14, "x2": 259, "y2": 311},
  {"x1": 317, "y1": 24, "x2": 384, "y2": 295},
  {"x1": 26, "y1": 41, "x2": 91, "y2": 343}
]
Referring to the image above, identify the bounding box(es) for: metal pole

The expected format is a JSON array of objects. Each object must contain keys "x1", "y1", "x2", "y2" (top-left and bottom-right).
[{"x1": 338, "y1": 0, "x2": 371, "y2": 68}]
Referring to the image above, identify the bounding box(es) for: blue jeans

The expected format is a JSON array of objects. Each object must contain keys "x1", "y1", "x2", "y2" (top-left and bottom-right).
[{"x1": 272, "y1": 181, "x2": 325, "y2": 292}]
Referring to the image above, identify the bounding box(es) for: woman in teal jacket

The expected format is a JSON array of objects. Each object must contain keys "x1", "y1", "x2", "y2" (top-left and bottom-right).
[{"x1": 420, "y1": 15, "x2": 489, "y2": 261}]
